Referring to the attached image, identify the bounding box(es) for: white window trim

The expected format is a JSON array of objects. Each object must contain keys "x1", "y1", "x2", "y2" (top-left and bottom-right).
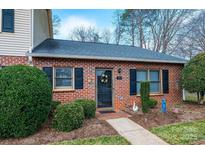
[
  {"x1": 136, "y1": 69, "x2": 162, "y2": 95},
  {"x1": 53, "y1": 67, "x2": 75, "y2": 90},
  {"x1": 0, "y1": 9, "x2": 2, "y2": 33}
]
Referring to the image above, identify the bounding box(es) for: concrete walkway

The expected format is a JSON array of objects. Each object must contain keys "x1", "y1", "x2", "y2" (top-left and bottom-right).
[{"x1": 107, "y1": 118, "x2": 168, "y2": 145}]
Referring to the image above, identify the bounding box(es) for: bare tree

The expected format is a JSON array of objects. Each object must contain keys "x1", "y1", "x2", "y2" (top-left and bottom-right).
[
  {"x1": 101, "y1": 29, "x2": 112, "y2": 44},
  {"x1": 113, "y1": 10, "x2": 124, "y2": 45},
  {"x1": 191, "y1": 11, "x2": 205, "y2": 52},
  {"x1": 148, "y1": 10, "x2": 194, "y2": 53},
  {"x1": 71, "y1": 26, "x2": 87, "y2": 42},
  {"x1": 115, "y1": 9, "x2": 196, "y2": 55},
  {"x1": 52, "y1": 15, "x2": 61, "y2": 36},
  {"x1": 121, "y1": 10, "x2": 138, "y2": 46},
  {"x1": 86, "y1": 27, "x2": 101, "y2": 43},
  {"x1": 70, "y1": 26, "x2": 101, "y2": 43},
  {"x1": 172, "y1": 10, "x2": 204, "y2": 58}
]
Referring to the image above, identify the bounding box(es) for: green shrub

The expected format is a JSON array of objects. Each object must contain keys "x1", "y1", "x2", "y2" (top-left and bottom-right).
[
  {"x1": 74, "y1": 99, "x2": 96, "y2": 119},
  {"x1": 140, "y1": 81, "x2": 150, "y2": 113},
  {"x1": 147, "y1": 98, "x2": 158, "y2": 108},
  {"x1": 52, "y1": 103, "x2": 84, "y2": 132},
  {"x1": 182, "y1": 52, "x2": 205, "y2": 104},
  {"x1": 49, "y1": 100, "x2": 61, "y2": 116},
  {"x1": 51, "y1": 100, "x2": 61, "y2": 112},
  {"x1": 0, "y1": 65, "x2": 52, "y2": 138}
]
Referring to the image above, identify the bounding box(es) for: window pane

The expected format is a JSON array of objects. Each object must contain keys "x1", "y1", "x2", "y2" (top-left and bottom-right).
[
  {"x1": 137, "y1": 71, "x2": 147, "y2": 81},
  {"x1": 150, "y1": 82, "x2": 160, "y2": 93},
  {"x1": 56, "y1": 79, "x2": 72, "y2": 87},
  {"x1": 56, "y1": 68, "x2": 72, "y2": 78},
  {"x1": 137, "y1": 83, "x2": 141, "y2": 94},
  {"x1": 150, "y1": 70, "x2": 159, "y2": 81}
]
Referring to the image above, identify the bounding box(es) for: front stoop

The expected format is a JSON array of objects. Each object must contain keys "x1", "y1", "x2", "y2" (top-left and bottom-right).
[{"x1": 107, "y1": 118, "x2": 168, "y2": 145}]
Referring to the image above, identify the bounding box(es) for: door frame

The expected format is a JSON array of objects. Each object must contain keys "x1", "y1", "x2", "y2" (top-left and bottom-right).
[{"x1": 95, "y1": 68, "x2": 114, "y2": 110}]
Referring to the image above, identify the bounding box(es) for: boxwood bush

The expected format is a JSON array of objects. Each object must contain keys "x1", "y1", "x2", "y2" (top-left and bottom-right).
[
  {"x1": 74, "y1": 99, "x2": 96, "y2": 119},
  {"x1": 0, "y1": 65, "x2": 52, "y2": 138},
  {"x1": 52, "y1": 103, "x2": 84, "y2": 132}
]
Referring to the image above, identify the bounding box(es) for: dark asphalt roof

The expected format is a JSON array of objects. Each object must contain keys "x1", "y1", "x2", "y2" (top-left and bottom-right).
[{"x1": 28, "y1": 39, "x2": 186, "y2": 64}]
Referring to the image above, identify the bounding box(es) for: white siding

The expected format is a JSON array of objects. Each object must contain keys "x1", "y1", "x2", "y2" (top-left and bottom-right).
[
  {"x1": 0, "y1": 9, "x2": 32, "y2": 56},
  {"x1": 33, "y1": 9, "x2": 50, "y2": 48}
]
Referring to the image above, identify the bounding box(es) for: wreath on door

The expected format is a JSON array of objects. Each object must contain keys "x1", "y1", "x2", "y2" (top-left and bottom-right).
[{"x1": 100, "y1": 73, "x2": 108, "y2": 83}]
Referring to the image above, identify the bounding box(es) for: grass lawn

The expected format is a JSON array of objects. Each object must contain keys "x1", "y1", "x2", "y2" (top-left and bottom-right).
[
  {"x1": 51, "y1": 135, "x2": 130, "y2": 145},
  {"x1": 150, "y1": 120, "x2": 205, "y2": 144}
]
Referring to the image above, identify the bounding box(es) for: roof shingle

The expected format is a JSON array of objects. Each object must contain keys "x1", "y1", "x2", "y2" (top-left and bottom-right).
[{"x1": 28, "y1": 39, "x2": 186, "y2": 64}]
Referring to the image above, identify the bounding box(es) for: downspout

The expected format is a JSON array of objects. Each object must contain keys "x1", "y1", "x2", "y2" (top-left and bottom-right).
[
  {"x1": 182, "y1": 63, "x2": 186, "y2": 101},
  {"x1": 28, "y1": 9, "x2": 34, "y2": 66}
]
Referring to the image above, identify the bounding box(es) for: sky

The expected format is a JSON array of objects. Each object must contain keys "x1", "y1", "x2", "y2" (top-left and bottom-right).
[{"x1": 52, "y1": 9, "x2": 117, "y2": 39}]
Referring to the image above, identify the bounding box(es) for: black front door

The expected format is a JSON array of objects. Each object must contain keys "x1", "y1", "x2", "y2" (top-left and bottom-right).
[{"x1": 96, "y1": 69, "x2": 113, "y2": 108}]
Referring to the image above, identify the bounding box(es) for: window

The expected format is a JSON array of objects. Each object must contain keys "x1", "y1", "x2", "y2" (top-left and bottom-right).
[
  {"x1": 136, "y1": 70, "x2": 161, "y2": 94},
  {"x1": 136, "y1": 70, "x2": 148, "y2": 94},
  {"x1": 149, "y1": 70, "x2": 160, "y2": 93},
  {"x1": 2, "y1": 9, "x2": 14, "y2": 32},
  {"x1": 54, "y1": 67, "x2": 74, "y2": 89}
]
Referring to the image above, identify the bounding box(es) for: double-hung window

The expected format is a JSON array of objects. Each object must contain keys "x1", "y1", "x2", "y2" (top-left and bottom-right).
[
  {"x1": 54, "y1": 67, "x2": 74, "y2": 89},
  {"x1": 149, "y1": 70, "x2": 160, "y2": 94},
  {"x1": 136, "y1": 70, "x2": 161, "y2": 94}
]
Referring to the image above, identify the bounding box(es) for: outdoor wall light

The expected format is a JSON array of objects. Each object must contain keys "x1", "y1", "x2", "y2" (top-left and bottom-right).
[{"x1": 118, "y1": 68, "x2": 122, "y2": 74}]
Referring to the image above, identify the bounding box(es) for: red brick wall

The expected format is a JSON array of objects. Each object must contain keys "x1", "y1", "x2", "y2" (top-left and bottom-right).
[
  {"x1": 0, "y1": 55, "x2": 28, "y2": 66},
  {"x1": 32, "y1": 57, "x2": 184, "y2": 111}
]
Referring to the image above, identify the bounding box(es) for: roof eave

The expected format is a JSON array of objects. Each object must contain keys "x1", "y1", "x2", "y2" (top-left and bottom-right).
[{"x1": 27, "y1": 52, "x2": 187, "y2": 64}]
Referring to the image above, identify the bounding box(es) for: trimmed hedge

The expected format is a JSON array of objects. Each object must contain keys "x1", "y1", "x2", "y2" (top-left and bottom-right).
[
  {"x1": 140, "y1": 82, "x2": 158, "y2": 113},
  {"x1": 74, "y1": 99, "x2": 96, "y2": 119},
  {"x1": 0, "y1": 65, "x2": 52, "y2": 138},
  {"x1": 140, "y1": 82, "x2": 150, "y2": 113},
  {"x1": 52, "y1": 103, "x2": 84, "y2": 132}
]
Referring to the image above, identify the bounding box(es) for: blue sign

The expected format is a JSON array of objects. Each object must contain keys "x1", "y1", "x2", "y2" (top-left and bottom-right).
[{"x1": 161, "y1": 99, "x2": 167, "y2": 112}]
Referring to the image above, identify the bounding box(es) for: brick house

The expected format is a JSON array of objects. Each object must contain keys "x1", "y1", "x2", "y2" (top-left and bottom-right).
[{"x1": 0, "y1": 9, "x2": 186, "y2": 111}]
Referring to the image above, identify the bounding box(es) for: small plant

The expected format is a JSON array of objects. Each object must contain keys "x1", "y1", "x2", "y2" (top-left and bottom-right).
[
  {"x1": 74, "y1": 99, "x2": 96, "y2": 119},
  {"x1": 52, "y1": 103, "x2": 84, "y2": 132},
  {"x1": 148, "y1": 98, "x2": 158, "y2": 108},
  {"x1": 140, "y1": 81, "x2": 150, "y2": 113}
]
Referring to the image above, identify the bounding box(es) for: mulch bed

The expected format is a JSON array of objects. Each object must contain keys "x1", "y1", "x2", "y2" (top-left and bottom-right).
[
  {"x1": 127, "y1": 103, "x2": 205, "y2": 129},
  {"x1": 0, "y1": 118, "x2": 118, "y2": 145}
]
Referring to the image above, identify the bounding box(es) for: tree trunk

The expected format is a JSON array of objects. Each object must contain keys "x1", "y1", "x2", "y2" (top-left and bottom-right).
[
  {"x1": 197, "y1": 92, "x2": 200, "y2": 104},
  {"x1": 199, "y1": 91, "x2": 204, "y2": 104}
]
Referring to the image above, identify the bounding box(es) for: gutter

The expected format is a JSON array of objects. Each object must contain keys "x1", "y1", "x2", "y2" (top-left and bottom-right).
[
  {"x1": 28, "y1": 9, "x2": 34, "y2": 65},
  {"x1": 26, "y1": 52, "x2": 187, "y2": 64}
]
